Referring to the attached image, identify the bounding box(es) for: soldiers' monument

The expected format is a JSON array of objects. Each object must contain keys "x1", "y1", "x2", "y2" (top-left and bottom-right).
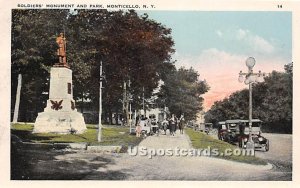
[{"x1": 33, "y1": 33, "x2": 86, "y2": 134}]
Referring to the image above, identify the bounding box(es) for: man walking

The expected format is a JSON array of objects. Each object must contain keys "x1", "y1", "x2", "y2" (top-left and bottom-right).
[{"x1": 169, "y1": 114, "x2": 176, "y2": 136}]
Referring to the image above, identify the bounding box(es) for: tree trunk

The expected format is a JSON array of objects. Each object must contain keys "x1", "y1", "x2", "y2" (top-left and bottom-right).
[
  {"x1": 115, "y1": 111, "x2": 119, "y2": 125},
  {"x1": 13, "y1": 74, "x2": 22, "y2": 123},
  {"x1": 109, "y1": 108, "x2": 113, "y2": 125}
]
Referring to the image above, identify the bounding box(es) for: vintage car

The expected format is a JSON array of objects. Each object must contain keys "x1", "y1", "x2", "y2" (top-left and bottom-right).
[
  {"x1": 238, "y1": 119, "x2": 269, "y2": 151},
  {"x1": 218, "y1": 119, "x2": 269, "y2": 151},
  {"x1": 192, "y1": 122, "x2": 200, "y2": 131},
  {"x1": 204, "y1": 123, "x2": 213, "y2": 134}
]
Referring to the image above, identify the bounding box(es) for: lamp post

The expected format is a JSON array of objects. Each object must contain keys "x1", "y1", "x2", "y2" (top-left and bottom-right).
[
  {"x1": 142, "y1": 86, "x2": 145, "y2": 116},
  {"x1": 238, "y1": 57, "x2": 265, "y2": 150},
  {"x1": 98, "y1": 61, "x2": 104, "y2": 142}
]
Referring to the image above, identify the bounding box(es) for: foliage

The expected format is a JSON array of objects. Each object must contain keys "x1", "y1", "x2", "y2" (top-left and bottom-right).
[
  {"x1": 205, "y1": 63, "x2": 293, "y2": 133},
  {"x1": 11, "y1": 10, "x2": 70, "y2": 121},
  {"x1": 11, "y1": 9, "x2": 175, "y2": 123},
  {"x1": 158, "y1": 67, "x2": 209, "y2": 121}
]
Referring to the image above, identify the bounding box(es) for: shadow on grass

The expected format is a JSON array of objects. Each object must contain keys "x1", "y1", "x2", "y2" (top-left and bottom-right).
[
  {"x1": 11, "y1": 142, "x2": 129, "y2": 180},
  {"x1": 11, "y1": 130, "x2": 55, "y2": 142},
  {"x1": 11, "y1": 129, "x2": 91, "y2": 143},
  {"x1": 11, "y1": 126, "x2": 144, "y2": 150}
]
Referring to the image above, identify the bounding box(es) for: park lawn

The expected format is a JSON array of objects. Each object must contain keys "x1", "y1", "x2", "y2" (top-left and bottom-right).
[
  {"x1": 185, "y1": 128, "x2": 267, "y2": 165},
  {"x1": 11, "y1": 123, "x2": 142, "y2": 147}
]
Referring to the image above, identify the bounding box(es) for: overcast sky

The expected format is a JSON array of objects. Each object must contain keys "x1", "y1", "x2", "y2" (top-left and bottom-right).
[{"x1": 140, "y1": 11, "x2": 292, "y2": 110}]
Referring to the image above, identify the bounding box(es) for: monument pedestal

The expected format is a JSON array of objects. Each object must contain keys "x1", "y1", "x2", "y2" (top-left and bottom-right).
[{"x1": 34, "y1": 67, "x2": 86, "y2": 134}]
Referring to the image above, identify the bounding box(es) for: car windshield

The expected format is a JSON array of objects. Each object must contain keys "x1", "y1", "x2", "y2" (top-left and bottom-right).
[
  {"x1": 252, "y1": 123, "x2": 261, "y2": 127},
  {"x1": 245, "y1": 122, "x2": 261, "y2": 127}
]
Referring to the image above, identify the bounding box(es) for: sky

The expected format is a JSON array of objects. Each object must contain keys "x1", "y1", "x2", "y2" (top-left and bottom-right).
[{"x1": 140, "y1": 11, "x2": 292, "y2": 110}]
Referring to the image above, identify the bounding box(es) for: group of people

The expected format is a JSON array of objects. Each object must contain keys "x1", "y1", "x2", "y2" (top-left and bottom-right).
[
  {"x1": 135, "y1": 115, "x2": 157, "y2": 137},
  {"x1": 163, "y1": 114, "x2": 185, "y2": 136},
  {"x1": 135, "y1": 114, "x2": 185, "y2": 137}
]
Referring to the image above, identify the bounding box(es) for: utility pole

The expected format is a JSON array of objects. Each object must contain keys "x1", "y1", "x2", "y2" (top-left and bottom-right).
[
  {"x1": 128, "y1": 79, "x2": 132, "y2": 131},
  {"x1": 122, "y1": 81, "x2": 127, "y2": 126},
  {"x1": 128, "y1": 79, "x2": 132, "y2": 122},
  {"x1": 13, "y1": 74, "x2": 22, "y2": 123},
  {"x1": 98, "y1": 61, "x2": 103, "y2": 142},
  {"x1": 142, "y1": 86, "x2": 145, "y2": 116}
]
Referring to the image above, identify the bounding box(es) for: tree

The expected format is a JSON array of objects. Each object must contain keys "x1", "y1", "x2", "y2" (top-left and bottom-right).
[
  {"x1": 205, "y1": 90, "x2": 249, "y2": 126},
  {"x1": 65, "y1": 10, "x2": 176, "y2": 124},
  {"x1": 101, "y1": 10, "x2": 175, "y2": 123},
  {"x1": 257, "y1": 64, "x2": 292, "y2": 132},
  {"x1": 158, "y1": 67, "x2": 209, "y2": 121},
  {"x1": 11, "y1": 9, "x2": 176, "y2": 124},
  {"x1": 205, "y1": 63, "x2": 293, "y2": 133}
]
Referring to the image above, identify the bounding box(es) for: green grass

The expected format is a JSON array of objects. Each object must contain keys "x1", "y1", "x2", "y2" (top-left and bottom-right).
[
  {"x1": 11, "y1": 123, "x2": 33, "y2": 131},
  {"x1": 11, "y1": 123, "x2": 143, "y2": 147},
  {"x1": 185, "y1": 128, "x2": 267, "y2": 165}
]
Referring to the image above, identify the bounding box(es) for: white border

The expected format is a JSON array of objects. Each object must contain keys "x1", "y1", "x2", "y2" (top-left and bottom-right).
[{"x1": 0, "y1": 0, "x2": 299, "y2": 187}]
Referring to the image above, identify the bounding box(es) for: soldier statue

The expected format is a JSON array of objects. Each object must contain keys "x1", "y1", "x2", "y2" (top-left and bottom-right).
[{"x1": 56, "y1": 33, "x2": 67, "y2": 66}]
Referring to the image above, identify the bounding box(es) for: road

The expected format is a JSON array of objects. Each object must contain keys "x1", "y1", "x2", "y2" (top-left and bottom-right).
[
  {"x1": 254, "y1": 133, "x2": 292, "y2": 176},
  {"x1": 11, "y1": 131, "x2": 292, "y2": 180}
]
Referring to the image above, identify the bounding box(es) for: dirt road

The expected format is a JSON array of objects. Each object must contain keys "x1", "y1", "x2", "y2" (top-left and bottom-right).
[{"x1": 11, "y1": 131, "x2": 292, "y2": 180}]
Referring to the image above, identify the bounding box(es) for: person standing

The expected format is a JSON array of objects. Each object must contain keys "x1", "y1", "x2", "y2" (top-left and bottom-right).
[
  {"x1": 179, "y1": 114, "x2": 185, "y2": 134},
  {"x1": 146, "y1": 117, "x2": 153, "y2": 135},
  {"x1": 136, "y1": 120, "x2": 142, "y2": 137},
  {"x1": 169, "y1": 114, "x2": 176, "y2": 136},
  {"x1": 138, "y1": 116, "x2": 146, "y2": 137},
  {"x1": 162, "y1": 118, "x2": 168, "y2": 135},
  {"x1": 174, "y1": 115, "x2": 178, "y2": 134}
]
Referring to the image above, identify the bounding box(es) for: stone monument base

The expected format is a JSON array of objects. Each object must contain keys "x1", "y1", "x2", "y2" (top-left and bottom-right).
[
  {"x1": 33, "y1": 66, "x2": 87, "y2": 134},
  {"x1": 33, "y1": 111, "x2": 86, "y2": 134}
]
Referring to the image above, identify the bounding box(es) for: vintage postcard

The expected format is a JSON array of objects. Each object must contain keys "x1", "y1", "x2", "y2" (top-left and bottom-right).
[{"x1": 0, "y1": 0, "x2": 300, "y2": 187}]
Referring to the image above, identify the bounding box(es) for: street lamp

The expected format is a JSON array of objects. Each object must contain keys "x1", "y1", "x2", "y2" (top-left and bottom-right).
[{"x1": 238, "y1": 57, "x2": 265, "y2": 150}]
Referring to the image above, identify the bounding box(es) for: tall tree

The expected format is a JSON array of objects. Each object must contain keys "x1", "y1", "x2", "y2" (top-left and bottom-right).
[
  {"x1": 158, "y1": 67, "x2": 209, "y2": 121},
  {"x1": 66, "y1": 10, "x2": 176, "y2": 124}
]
